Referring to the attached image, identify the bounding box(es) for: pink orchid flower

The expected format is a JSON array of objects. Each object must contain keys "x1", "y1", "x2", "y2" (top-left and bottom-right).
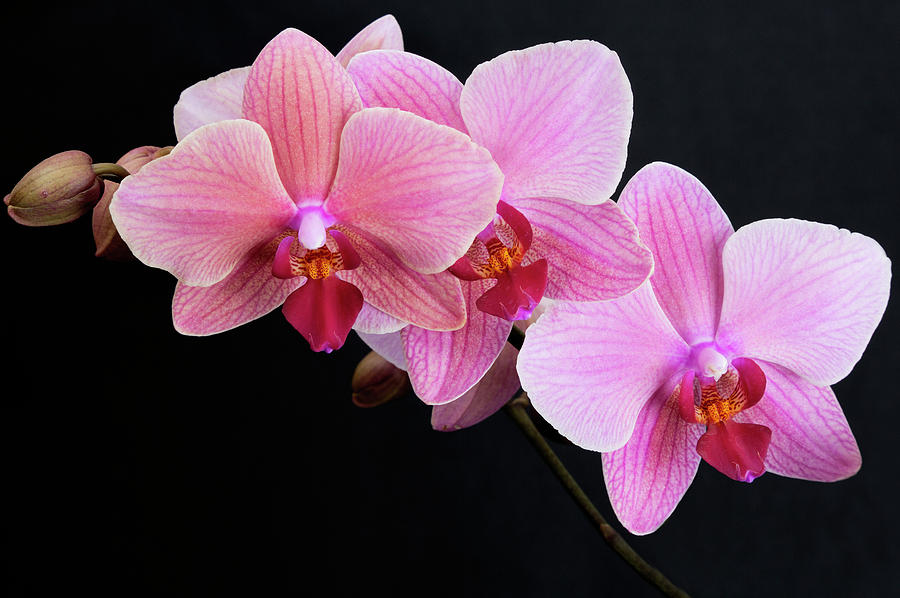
[
  {"x1": 348, "y1": 42, "x2": 652, "y2": 404},
  {"x1": 518, "y1": 162, "x2": 891, "y2": 534},
  {"x1": 110, "y1": 28, "x2": 502, "y2": 352}
]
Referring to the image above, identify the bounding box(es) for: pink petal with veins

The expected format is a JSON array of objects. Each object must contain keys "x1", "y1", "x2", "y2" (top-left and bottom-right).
[
  {"x1": 282, "y1": 276, "x2": 364, "y2": 353},
  {"x1": 347, "y1": 50, "x2": 466, "y2": 131},
  {"x1": 601, "y1": 383, "x2": 703, "y2": 535},
  {"x1": 403, "y1": 279, "x2": 512, "y2": 405},
  {"x1": 518, "y1": 283, "x2": 691, "y2": 452},
  {"x1": 619, "y1": 162, "x2": 733, "y2": 344},
  {"x1": 173, "y1": 244, "x2": 303, "y2": 335},
  {"x1": 335, "y1": 15, "x2": 404, "y2": 67},
  {"x1": 242, "y1": 28, "x2": 362, "y2": 202},
  {"x1": 110, "y1": 119, "x2": 296, "y2": 287},
  {"x1": 717, "y1": 218, "x2": 891, "y2": 386},
  {"x1": 461, "y1": 41, "x2": 632, "y2": 204},
  {"x1": 354, "y1": 303, "x2": 408, "y2": 334},
  {"x1": 733, "y1": 361, "x2": 861, "y2": 481},
  {"x1": 325, "y1": 107, "x2": 502, "y2": 274},
  {"x1": 173, "y1": 67, "x2": 250, "y2": 141},
  {"x1": 514, "y1": 196, "x2": 653, "y2": 301},
  {"x1": 432, "y1": 343, "x2": 520, "y2": 431},
  {"x1": 336, "y1": 226, "x2": 466, "y2": 331}
]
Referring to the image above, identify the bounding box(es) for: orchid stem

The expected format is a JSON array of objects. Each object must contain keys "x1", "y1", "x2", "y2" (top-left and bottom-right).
[
  {"x1": 504, "y1": 394, "x2": 690, "y2": 598},
  {"x1": 92, "y1": 163, "x2": 130, "y2": 181}
]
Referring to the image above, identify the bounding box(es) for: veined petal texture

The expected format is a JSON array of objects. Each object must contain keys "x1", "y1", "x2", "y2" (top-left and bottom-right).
[
  {"x1": 717, "y1": 218, "x2": 890, "y2": 386},
  {"x1": 110, "y1": 119, "x2": 296, "y2": 287}
]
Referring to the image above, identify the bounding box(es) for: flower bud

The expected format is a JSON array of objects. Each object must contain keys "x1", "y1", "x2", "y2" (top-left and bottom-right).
[
  {"x1": 92, "y1": 146, "x2": 166, "y2": 260},
  {"x1": 6, "y1": 151, "x2": 103, "y2": 226},
  {"x1": 352, "y1": 351, "x2": 411, "y2": 407}
]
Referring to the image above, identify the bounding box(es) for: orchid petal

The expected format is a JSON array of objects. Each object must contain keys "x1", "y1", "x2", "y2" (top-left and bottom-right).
[
  {"x1": 282, "y1": 276, "x2": 364, "y2": 353},
  {"x1": 347, "y1": 50, "x2": 466, "y2": 131},
  {"x1": 518, "y1": 283, "x2": 691, "y2": 452},
  {"x1": 110, "y1": 119, "x2": 296, "y2": 287},
  {"x1": 353, "y1": 303, "x2": 408, "y2": 334},
  {"x1": 601, "y1": 384, "x2": 703, "y2": 535},
  {"x1": 172, "y1": 244, "x2": 302, "y2": 335},
  {"x1": 335, "y1": 226, "x2": 466, "y2": 331},
  {"x1": 734, "y1": 361, "x2": 861, "y2": 481},
  {"x1": 403, "y1": 279, "x2": 512, "y2": 405},
  {"x1": 432, "y1": 343, "x2": 520, "y2": 431},
  {"x1": 717, "y1": 219, "x2": 891, "y2": 386},
  {"x1": 514, "y1": 196, "x2": 653, "y2": 301},
  {"x1": 242, "y1": 28, "x2": 362, "y2": 202},
  {"x1": 173, "y1": 67, "x2": 250, "y2": 141},
  {"x1": 356, "y1": 330, "x2": 407, "y2": 370},
  {"x1": 618, "y1": 162, "x2": 734, "y2": 344},
  {"x1": 335, "y1": 15, "x2": 404, "y2": 67},
  {"x1": 325, "y1": 107, "x2": 502, "y2": 274},
  {"x1": 460, "y1": 41, "x2": 632, "y2": 204}
]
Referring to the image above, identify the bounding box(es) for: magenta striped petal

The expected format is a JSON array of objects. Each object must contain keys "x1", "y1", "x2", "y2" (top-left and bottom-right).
[
  {"x1": 460, "y1": 40, "x2": 632, "y2": 204},
  {"x1": 403, "y1": 279, "x2": 513, "y2": 405},
  {"x1": 432, "y1": 343, "x2": 520, "y2": 431},
  {"x1": 514, "y1": 196, "x2": 652, "y2": 301},
  {"x1": 172, "y1": 244, "x2": 302, "y2": 335},
  {"x1": 110, "y1": 119, "x2": 296, "y2": 287},
  {"x1": 734, "y1": 361, "x2": 861, "y2": 481},
  {"x1": 335, "y1": 15, "x2": 404, "y2": 67},
  {"x1": 717, "y1": 219, "x2": 891, "y2": 386},
  {"x1": 173, "y1": 67, "x2": 250, "y2": 141},
  {"x1": 325, "y1": 107, "x2": 502, "y2": 274},
  {"x1": 518, "y1": 283, "x2": 691, "y2": 452},
  {"x1": 336, "y1": 227, "x2": 466, "y2": 331},
  {"x1": 347, "y1": 50, "x2": 466, "y2": 131},
  {"x1": 242, "y1": 28, "x2": 362, "y2": 202},
  {"x1": 601, "y1": 384, "x2": 702, "y2": 535},
  {"x1": 619, "y1": 162, "x2": 734, "y2": 344}
]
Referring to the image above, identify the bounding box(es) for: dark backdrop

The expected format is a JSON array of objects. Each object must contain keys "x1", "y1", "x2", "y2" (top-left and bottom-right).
[{"x1": 3, "y1": 1, "x2": 898, "y2": 596}]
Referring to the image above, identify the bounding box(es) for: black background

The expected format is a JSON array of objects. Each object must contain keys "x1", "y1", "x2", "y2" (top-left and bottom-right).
[{"x1": 3, "y1": 1, "x2": 898, "y2": 596}]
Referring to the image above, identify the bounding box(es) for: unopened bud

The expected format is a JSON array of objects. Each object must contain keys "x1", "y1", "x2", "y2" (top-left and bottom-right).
[
  {"x1": 92, "y1": 145, "x2": 169, "y2": 260},
  {"x1": 352, "y1": 351, "x2": 411, "y2": 407},
  {"x1": 6, "y1": 150, "x2": 103, "y2": 226}
]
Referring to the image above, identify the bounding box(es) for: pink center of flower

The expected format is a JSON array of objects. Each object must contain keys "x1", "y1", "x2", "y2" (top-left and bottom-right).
[
  {"x1": 448, "y1": 201, "x2": 548, "y2": 321},
  {"x1": 674, "y1": 347, "x2": 771, "y2": 482},
  {"x1": 271, "y1": 227, "x2": 363, "y2": 353}
]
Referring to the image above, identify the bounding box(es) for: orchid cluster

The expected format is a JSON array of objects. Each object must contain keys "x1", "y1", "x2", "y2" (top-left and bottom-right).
[{"x1": 6, "y1": 11, "x2": 890, "y2": 556}]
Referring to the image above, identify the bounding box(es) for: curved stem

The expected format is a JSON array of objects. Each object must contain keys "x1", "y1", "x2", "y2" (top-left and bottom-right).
[
  {"x1": 91, "y1": 163, "x2": 130, "y2": 181},
  {"x1": 504, "y1": 394, "x2": 690, "y2": 598}
]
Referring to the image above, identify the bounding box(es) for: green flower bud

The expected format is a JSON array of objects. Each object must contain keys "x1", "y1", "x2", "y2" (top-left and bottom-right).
[{"x1": 5, "y1": 151, "x2": 103, "y2": 226}]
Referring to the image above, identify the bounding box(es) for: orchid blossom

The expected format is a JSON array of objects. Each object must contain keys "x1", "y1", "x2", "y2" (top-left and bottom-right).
[
  {"x1": 518, "y1": 162, "x2": 891, "y2": 534},
  {"x1": 111, "y1": 28, "x2": 502, "y2": 352},
  {"x1": 350, "y1": 42, "x2": 652, "y2": 404}
]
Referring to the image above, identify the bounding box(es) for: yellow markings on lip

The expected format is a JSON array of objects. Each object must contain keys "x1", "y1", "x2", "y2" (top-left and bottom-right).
[
  {"x1": 303, "y1": 247, "x2": 334, "y2": 280},
  {"x1": 694, "y1": 369, "x2": 748, "y2": 424}
]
